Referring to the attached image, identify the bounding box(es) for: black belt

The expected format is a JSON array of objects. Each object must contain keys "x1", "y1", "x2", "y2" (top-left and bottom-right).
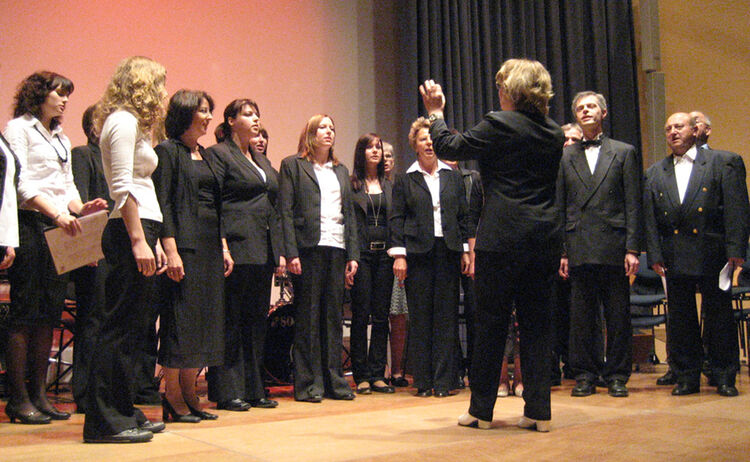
[{"x1": 368, "y1": 241, "x2": 386, "y2": 251}]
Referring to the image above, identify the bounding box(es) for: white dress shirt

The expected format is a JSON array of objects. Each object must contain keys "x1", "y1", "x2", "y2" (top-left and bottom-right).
[
  {"x1": 673, "y1": 145, "x2": 697, "y2": 204},
  {"x1": 3, "y1": 114, "x2": 81, "y2": 214},
  {"x1": 100, "y1": 110, "x2": 162, "y2": 222},
  {"x1": 585, "y1": 144, "x2": 600, "y2": 175},
  {"x1": 313, "y1": 161, "x2": 344, "y2": 249},
  {"x1": 0, "y1": 136, "x2": 19, "y2": 247},
  {"x1": 388, "y1": 159, "x2": 453, "y2": 257}
]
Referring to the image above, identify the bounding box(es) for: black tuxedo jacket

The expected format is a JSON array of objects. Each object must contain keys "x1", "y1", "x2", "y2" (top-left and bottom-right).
[
  {"x1": 556, "y1": 137, "x2": 642, "y2": 267},
  {"x1": 154, "y1": 139, "x2": 223, "y2": 251},
  {"x1": 72, "y1": 142, "x2": 113, "y2": 209},
  {"x1": 352, "y1": 178, "x2": 393, "y2": 250},
  {"x1": 429, "y1": 110, "x2": 564, "y2": 253},
  {"x1": 205, "y1": 139, "x2": 283, "y2": 266},
  {"x1": 389, "y1": 166, "x2": 468, "y2": 255},
  {"x1": 279, "y1": 154, "x2": 359, "y2": 262},
  {"x1": 644, "y1": 147, "x2": 749, "y2": 276},
  {"x1": 0, "y1": 132, "x2": 20, "y2": 212}
]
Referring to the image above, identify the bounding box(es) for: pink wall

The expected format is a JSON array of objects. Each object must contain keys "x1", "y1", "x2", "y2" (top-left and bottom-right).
[{"x1": 0, "y1": 0, "x2": 377, "y2": 169}]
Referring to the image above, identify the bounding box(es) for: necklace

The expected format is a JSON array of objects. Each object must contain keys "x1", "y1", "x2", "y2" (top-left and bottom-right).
[
  {"x1": 33, "y1": 125, "x2": 68, "y2": 163},
  {"x1": 366, "y1": 187, "x2": 382, "y2": 227}
]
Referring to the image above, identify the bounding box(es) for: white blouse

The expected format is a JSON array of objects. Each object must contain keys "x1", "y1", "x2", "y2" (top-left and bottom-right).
[
  {"x1": 100, "y1": 110, "x2": 162, "y2": 222},
  {"x1": 313, "y1": 161, "x2": 345, "y2": 249},
  {"x1": 0, "y1": 136, "x2": 19, "y2": 247},
  {"x1": 3, "y1": 114, "x2": 81, "y2": 214}
]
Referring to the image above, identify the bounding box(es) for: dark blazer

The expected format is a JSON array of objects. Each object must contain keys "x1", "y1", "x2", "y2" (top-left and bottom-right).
[
  {"x1": 556, "y1": 137, "x2": 642, "y2": 267},
  {"x1": 352, "y1": 178, "x2": 393, "y2": 250},
  {"x1": 153, "y1": 139, "x2": 223, "y2": 251},
  {"x1": 644, "y1": 147, "x2": 749, "y2": 276},
  {"x1": 205, "y1": 139, "x2": 283, "y2": 266},
  {"x1": 72, "y1": 142, "x2": 113, "y2": 209},
  {"x1": 389, "y1": 165, "x2": 469, "y2": 255},
  {"x1": 279, "y1": 154, "x2": 359, "y2": 262},
  {"x1": 429, "y1": 110, "x2": 564, "y2": 253},
  {"x1": 0, "y1": 132, "x2": 20, "y2": 212}
]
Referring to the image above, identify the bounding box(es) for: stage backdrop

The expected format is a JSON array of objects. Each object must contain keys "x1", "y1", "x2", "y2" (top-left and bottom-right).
[{"x1": 394, "y1": 0, "x2": 641, "y2": 171}]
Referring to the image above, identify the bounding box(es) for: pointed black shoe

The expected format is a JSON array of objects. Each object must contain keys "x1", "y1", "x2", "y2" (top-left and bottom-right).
[
  {"x1": 84, "y1": 427, "x2": 153, "y2": 443},
  {"x1": 4, "y1": 402, "x2": 51, "y2": 425}
]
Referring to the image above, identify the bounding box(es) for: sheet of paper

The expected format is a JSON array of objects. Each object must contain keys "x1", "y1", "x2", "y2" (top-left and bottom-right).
[
  {"x1": 719, "y1": 262, "x2": 734, "y2": 291},
  {"x1": 44, "y1": 210, "x2": 108, "y2": 274}
]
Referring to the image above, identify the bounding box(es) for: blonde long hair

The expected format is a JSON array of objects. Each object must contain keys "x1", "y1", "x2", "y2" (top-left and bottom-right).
[
  {"x1": 298, "y1": 114, "x2": 339, "y2": 165},
  {"x1": 94, "y1": 56, "x2": 167, "y2": 136}
]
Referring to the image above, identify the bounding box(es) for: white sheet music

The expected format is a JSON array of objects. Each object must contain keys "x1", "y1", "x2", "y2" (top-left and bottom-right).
[{"x1": 44, "y1": 210, "x2": 108, "y2": 274}]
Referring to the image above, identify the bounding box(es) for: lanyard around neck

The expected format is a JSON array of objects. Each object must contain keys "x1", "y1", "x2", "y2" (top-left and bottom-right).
[{"x1": 33, "y1": 125, "x2": 68, "y2": 164}]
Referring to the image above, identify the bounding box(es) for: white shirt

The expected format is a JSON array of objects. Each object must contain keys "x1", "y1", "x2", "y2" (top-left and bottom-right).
[
  {"x1": 673, "y1": 145, "x2": 697, "y2": 204},
  {"x1": 388, "y1": 159, "x2": 454, "y2": 257},
  {"x1": 0, "y1": 137, "x2": 19, "y2": 247},
  {"x1": 3, "y1": 114, "x2": 81, "y2": 214},
  {"x1": 100, "y1": 110, "x2": 162, "y2": 222},
  {"x1": 585, "y1": 144, "x2": 600, "y2": 175},
  {"x1": 313, "y1": 161, "x2": 344, "y2": 249}
]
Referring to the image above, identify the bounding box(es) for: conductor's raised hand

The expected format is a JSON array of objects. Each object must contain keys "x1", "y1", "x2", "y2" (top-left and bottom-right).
[{"x1": 419, "y1": 79, "x2": 446, "y2": 115}]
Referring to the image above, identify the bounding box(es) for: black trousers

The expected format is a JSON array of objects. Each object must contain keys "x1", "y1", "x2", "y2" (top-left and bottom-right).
[
  {"x1": 457, "y1": 273, "x2": 476, "y2": 377},
  {"x1": 404, "y1": 238, "x2": 460, "y2": 392},
  {"x1": 550, "y1": 276, "x2": 571, "y2": 378},
  {"x1": 569, "y1": 264, "x2": 632, "y2": 383},
  {"x1": 349, "y1": 249, "x2": 393, "y2": 384},
  {"x1": 207, "y1": 262, "x2": 274, "y2": 402},
  {"x1": 83, "y1": 218, "x2": 161, "y2": 438},
  {"x1": 469, "y1": 248, "x2": 556, "y2": 422},
  {"x1": 292, "y1": 246, "x2": 351, "y2": 400},
  {"x1": 70, "y1": 259, "x2": 108, "y2": 411},
  {"x1": 667, "y1": 274, "x2": 738, "y2": 386}
]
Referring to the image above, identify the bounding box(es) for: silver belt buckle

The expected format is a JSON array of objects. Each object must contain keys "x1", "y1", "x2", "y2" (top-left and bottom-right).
[{"x1": 369, "y1": 241, "x2": 386, "y2": 251}]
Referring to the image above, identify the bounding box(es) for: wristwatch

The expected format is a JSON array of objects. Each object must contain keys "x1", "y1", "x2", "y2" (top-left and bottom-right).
[{"x1": 428, "y1": 113, "x2": 443, "y2": 124}]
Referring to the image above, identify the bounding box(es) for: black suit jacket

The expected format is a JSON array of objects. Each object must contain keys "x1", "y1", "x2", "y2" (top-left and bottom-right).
[
  {"x1": 0, "y1": 132, "x2": 20, "y2": 213},
  {"x1": 205, "y1": 139, "x2": 283, "y2": 266},
  {"x1": 389, "y1": 166, "x2": 468, "y2": 255},
  {"x1": 153, "y1": 139, "x2": 223, "y2": 251},
  {"x1": 71, "y1": 142, "x2": 113, "y2": 209},
  {"x1": 352, "y1": 178, "x2": 393, "y2": 250},
  {"x1": 429, "y1": 110, "x2": 564, "y2": 253},
  {"x1": 644, "y1": 147, "x2": 749, "y2": 276},
  {"x1": 279, "y1": 154, "x2": 359, "y2": 262},
  {"x1": 556, "y1": 137, "x2": 642, "y2": 267}
]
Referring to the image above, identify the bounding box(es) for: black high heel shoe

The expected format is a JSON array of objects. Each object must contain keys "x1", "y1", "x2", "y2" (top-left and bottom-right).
[
  {"x1": 185, "y1": 401, "x2": 218, "y2": 420},
  {"x1": 162, "y1": 396, "x2": 201, "y2": 423},
  {"x1": 4, "y1": 402, "x2": 52, "y2": 425},
  {"x1": 32, "y1": 400, "x2": 71, "y2": 420}
]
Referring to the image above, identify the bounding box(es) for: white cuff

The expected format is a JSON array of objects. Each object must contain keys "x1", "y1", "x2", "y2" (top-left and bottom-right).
[{"x1": 388, "y1": 247, "x2": 406, "y2": 258}]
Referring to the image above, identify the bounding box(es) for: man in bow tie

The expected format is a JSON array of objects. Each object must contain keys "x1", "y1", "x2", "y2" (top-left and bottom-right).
[
  {"x1": 556, "y1": 91, "x2": 642, "y2": 398},
  {"x1": 644, "y1": 112, "x2": 749, "y2": 397}
]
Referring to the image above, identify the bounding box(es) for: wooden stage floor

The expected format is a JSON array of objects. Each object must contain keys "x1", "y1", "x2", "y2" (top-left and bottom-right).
[{"x1": 1, "y1": 367, "x2": 749, "y2": 461}]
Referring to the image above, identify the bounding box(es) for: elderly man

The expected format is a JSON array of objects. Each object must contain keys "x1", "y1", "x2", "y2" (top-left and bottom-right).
[
  {"x1": 561, "y1": 123, "x2": 583, "y2": 147},
  {"x1": 690, "y1": 111, "x2": 712, "y2": 149},
  {"x1": 557, "y1": 91, "x2": 642, "y2": 398},
  {"x1": 643, "y1": 112, "x2": 748, "y2": 396}
]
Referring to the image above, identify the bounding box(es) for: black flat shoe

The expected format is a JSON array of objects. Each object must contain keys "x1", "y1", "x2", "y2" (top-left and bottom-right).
[
  {"x1": 248, "y1": 398, "x2": 278, "y2": 408},
  {"x1": 607, "y1": 380, "x2": 629, "y2": 397},
  {"x1": 571, "y1": 380, "x2": 595, "y2": 397},
  {"x1": 356, "y1": 383, "x2": 372, "y2": 395},
  {"x1": 216, "y1": 398, "x2": 251, "y2": 411},
  {"x1": 371, "y1": 382, "x2": 395, "y2": 394},
  {"x1": 162, "y1": 396, "x2": 201, "y2": 423},
  {"x1": 717, "y1": 384, "x2": 739, "y2": 397},
  {"x1": 390, "y1": 376, "x2": 410, "y2": 387},
  {"x1": 139, "y1": 419, "x2": 166, "y2": 433},
  {"x1": 656, "y1": 370, "x2": 677, "y2": 386},
  {"x1": 297, "y1": 395, "x2": 323, "y2": 403},
  {"x1": 671, "y1": 382, "x2": 700, "y2": 396},
  {"x1": 84, "y1": 427, "x2": 153, "y2": 443},
  {"x1": 416, "y1": 388, "x2": 433, "y2": 397},
  {"x1": 186, "y1": 402, "x2": 219, "y2": 420},
  {"x1": 4, "y1": 402, "x2": 51, "y2": 425}
]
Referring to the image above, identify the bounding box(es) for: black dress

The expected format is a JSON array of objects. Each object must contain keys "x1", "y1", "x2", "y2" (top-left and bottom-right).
[{"x1": 158, "y1": 158, "x2": 225, "y2": 368}]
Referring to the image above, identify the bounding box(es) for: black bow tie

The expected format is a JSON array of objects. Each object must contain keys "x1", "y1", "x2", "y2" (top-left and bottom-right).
[{"x1": 581, "y1": 139, "x2": 601, "y2": 148}]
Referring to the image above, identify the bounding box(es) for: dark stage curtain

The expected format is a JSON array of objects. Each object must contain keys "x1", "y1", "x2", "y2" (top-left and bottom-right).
[{"x1": 395, "y1": 0, "x2": 640, "y2": 171}]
